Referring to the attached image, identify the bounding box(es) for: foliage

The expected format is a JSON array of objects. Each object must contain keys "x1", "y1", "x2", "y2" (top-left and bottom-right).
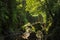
[{"x1": 0, "y1": 0, "x2": 60, "y2": 40}]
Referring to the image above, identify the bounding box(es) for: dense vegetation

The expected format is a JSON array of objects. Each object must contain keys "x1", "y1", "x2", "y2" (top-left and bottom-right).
[{"x1": 0, "y1": 0, "x2": 60, "y2": 40}]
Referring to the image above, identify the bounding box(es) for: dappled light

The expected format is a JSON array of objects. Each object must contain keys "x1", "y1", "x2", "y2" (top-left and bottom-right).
[{"x1": 0, "y1": 0, "x2": 60, "y2": 40}]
